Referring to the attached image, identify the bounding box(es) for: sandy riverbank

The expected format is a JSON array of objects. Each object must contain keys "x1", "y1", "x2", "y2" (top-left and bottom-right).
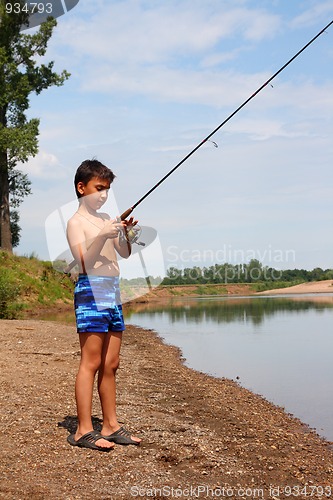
[
  {"x1": 256, "y1": 280, "x2": 333, "y2": 295},
  {"x1": 0, "y1": 318, "x2": 332, "y2": 499}
]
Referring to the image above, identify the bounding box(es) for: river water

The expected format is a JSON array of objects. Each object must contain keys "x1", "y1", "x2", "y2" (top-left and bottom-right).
[{"x1": 126, "y1": 294, "x2": 333, "y2": 442}]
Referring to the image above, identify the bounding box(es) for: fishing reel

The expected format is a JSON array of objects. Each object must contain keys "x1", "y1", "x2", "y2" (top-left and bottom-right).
[
  {"x1": 123, "y1": 224, "x2": 145, "y2": 246},
  {"x1": 115, "y1": 215, "x2": 145, "y2": 246}
]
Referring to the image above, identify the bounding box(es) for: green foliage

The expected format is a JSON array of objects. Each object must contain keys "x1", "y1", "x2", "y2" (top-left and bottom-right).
[
  {"x1": 249, "y1": 281, "x2": 302, "y2": 292},
  {"x1": 195, "y1": 284, "x2": 227, "y2": 295},
  {"x1": 120, "y1": 276, "x2": 162, "y2": 286},
  {"x1": 9, "y1": 208, "x2": 20, "y2": 247},
  {"x1": 0, "y1": 4, "x2": 70, "y2": 250},
  {"x1": 0, "y1": 267, "x2": 22, "y2": 318},
  {"x1": 162, "y1": 260, "x2": 333, "y2": 286},
  {"x1": 0, "y1": 251, "x2": 74, "y2": 315},
  {"x1": 0, "y1": 13, "x2": 70, "y2": 161}
]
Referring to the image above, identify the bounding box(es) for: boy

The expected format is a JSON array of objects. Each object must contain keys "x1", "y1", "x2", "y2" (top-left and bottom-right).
[{"x1": 66, "y1": 159, "x2": 141, "y2": 451}]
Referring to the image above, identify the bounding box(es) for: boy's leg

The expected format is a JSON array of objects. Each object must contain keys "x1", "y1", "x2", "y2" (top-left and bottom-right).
[
  {"x1": 98, "y1": 331, "x2": 141, "y2": 444},
  {"x1": 74, "y1": 332, "x2": 114, "y2": 449}
]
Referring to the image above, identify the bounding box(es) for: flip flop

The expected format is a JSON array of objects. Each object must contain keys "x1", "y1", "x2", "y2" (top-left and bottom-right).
[
  {"x1": 102, "y1": 426, "x2": 141, "y2": 446},
  {"x1": 67, "y1": 430, "x2": 113, "y2": 451}
]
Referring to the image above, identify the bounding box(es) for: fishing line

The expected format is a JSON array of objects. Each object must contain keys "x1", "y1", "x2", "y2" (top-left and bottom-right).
[
  {"x1": 63, "y1": 20, "x2": 332, "y2": 273},
  {"x1": 119, "y1": 19, "x2": 333, "y2": 221}
]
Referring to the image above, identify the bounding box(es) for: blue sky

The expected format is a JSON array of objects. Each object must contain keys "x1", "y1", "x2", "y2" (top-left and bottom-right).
[{"x1": 16, "y1": 0, "x2": 333, "y2": 277}]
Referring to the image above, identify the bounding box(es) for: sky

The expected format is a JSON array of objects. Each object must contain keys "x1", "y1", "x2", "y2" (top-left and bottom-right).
[{"x1": 15, "y1": 0, "x2": 333, "y2": 279}]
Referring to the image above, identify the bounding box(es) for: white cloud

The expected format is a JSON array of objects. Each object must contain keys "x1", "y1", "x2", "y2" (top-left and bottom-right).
[
  {"x1": 290, "y1": 1, "x2": 333, "y2": 28},
  {"x1": 200, "y1": 48, "x2": 243, "y2": 68},
  {"x1": 20, "y1": 151, "x2": 66, "y2": 179},
  {"x1": 55, "y1": 1, "x2": 281, "y2": 66},
  {"x1": 80, "y1": 66, "x2": 264, "y2": 106},
  {"x1": 226, "y1": 117, "x2": 309, "y2": 141}
]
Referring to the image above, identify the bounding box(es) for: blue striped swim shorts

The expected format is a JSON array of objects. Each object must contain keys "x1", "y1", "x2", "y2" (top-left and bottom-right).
[{"x1": 74, "y1": 274, "x2": 125, "y2": 333}]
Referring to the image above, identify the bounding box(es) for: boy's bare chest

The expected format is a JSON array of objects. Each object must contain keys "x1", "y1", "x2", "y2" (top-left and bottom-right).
[
  {"x1": 76, "y1": 213, "x2": 106, "y2": 240},
  {"x1": 76, "y1": 214, "x2": 117, "y2": 259},
  {"x1": 83, "y1": 223, "x2": 104, "y2": 240}
]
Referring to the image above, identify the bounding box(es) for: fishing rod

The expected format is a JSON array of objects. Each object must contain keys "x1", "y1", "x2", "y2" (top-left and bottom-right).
[
  {"x1": 64, "y1": 20, "x2": 332, "y2": 273},
  {"x1": 119, "y1": 19, "x2": 333, "y2": 221}
]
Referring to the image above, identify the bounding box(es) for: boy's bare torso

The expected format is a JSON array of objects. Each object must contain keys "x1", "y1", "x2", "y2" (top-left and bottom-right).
[{"x1": 68, "y1": 210, "x2": 120, "y2": 276}]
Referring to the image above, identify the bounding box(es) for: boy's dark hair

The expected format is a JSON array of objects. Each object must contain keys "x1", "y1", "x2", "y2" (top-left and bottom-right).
[{"x1": 74, "y1": 159, "x2": 116, "y2": 198}]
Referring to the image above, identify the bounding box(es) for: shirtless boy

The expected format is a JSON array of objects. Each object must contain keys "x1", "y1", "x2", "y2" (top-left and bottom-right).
[{"x1": 66, "y1": 159, "x2": 141, "y2": 451}]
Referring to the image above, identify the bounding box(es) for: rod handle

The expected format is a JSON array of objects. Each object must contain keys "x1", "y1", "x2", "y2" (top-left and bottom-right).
[{"x1": 120, "y1": 207, "x2": 133, "y2": 220}]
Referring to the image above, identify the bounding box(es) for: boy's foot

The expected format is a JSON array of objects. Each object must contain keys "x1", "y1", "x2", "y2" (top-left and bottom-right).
[
  {"x1": 102, "y1": 426, "x2": 141, "y2": 446},
  {"x1": 67, "y1": 430, "x2": 115, "y2": 451}
]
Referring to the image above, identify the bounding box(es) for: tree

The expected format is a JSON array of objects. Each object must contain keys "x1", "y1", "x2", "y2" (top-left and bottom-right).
[
  {"x1": 9, "y1": 168, "x2": 31, "y2": 246},
  {"x1": 245, "y1": 259, "x2": 263, "y2": 282},
  {"x1": 163, "y1": 267, "x2": 183, "y2": 285},
  {"x1": 0, "y1": 2, "x2": 70, "y2": 251}
]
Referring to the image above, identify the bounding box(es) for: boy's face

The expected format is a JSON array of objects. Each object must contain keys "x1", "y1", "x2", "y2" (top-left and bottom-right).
[{"x1": 77, "y1": 177, "x2": 110, "y2": 210}]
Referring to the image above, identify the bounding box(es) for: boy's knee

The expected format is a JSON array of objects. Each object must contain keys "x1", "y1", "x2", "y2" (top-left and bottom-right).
[
  {"x1": 81, "y1": 355, "x2": 102, "y2": 373},
  {"x1": 102, "y1": 354, "x2": 120, "y2": 373},
  {"x1": 110, "y1": 355, "x2": 120, "y2": 371}
]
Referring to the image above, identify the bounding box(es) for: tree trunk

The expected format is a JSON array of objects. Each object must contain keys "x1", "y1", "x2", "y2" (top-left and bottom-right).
[{"x1": 0, "y1": 150, "x2": 12, "y2": 252}]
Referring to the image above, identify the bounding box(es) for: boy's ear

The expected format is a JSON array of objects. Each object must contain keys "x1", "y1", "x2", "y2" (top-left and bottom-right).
[{"x1": 77, "y1": 181, "x2": 85, "y2": 196}]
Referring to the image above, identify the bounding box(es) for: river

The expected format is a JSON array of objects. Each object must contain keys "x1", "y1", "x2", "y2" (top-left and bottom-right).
[{"x1": 126, "y1": 293, "x2": 333, "y2": 442}]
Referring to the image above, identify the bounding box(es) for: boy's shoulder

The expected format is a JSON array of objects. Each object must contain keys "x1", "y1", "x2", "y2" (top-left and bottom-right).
[{"x1": 67, "y1": 211, "x2": 81, "y2": 227}]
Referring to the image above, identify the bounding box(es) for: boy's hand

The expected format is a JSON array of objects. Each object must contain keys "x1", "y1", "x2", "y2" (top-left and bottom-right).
[
  {"x1": 100, "y1": 219, "x2": 124, "y2": 240},
  {"x1": 122, "y1": 216, "x2": 138, "y2": 228},
  {"x1": 120, "y1": 216, "x2": 140, "y2": 245}
]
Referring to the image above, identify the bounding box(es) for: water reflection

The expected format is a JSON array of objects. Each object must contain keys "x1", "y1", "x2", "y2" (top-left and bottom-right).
[{"x1": 127, "y1": 294, "x2": 333, "y2": 326}]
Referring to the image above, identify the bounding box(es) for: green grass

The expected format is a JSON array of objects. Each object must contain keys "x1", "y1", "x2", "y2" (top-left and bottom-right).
[
  {"x1": 0, "y1": 251, "x2": 74, "y2": 319},
  {"x1": 250, "y1": 281, "x2": 303, "y2": 292},
  {"x1": 195, "y1": 284, "x2": 228, "y2": 295}
]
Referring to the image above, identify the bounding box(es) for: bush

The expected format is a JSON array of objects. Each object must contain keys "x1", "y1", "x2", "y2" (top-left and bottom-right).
[{"x1": 0, "y1": 269, "x2": 23, "y2": 319}]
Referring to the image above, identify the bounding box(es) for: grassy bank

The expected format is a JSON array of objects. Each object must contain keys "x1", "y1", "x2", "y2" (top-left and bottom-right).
[{"x1": 0, "y1": 251, "x2": 74, "y2": 319}]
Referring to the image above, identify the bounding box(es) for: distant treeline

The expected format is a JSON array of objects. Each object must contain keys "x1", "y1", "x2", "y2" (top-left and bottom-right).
[{"x1": 161, "y1": 259, "x2": 333, "y2": 285}]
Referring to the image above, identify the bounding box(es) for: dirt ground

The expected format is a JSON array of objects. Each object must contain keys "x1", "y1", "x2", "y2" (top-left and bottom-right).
[{"x1": 0, "y1": 316, "x2": 332, "y2": 500}]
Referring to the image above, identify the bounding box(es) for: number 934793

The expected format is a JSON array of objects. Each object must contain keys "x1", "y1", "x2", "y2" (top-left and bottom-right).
[{"x1": 5, "y1": 3, "x2": 53, "y2": 15}]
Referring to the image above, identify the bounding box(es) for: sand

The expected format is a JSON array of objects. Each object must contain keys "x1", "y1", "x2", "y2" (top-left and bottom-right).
[
  {"x1": 0, "y1": 316, "x2": 332, "y2": 499},
  {"x1": 256, "y1": 280, "x2": 333, "y2": 295}
]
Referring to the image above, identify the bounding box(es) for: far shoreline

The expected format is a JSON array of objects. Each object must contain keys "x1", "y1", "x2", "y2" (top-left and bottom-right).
[{"x1": 121, "y1": 279, "x2": 333, "y2": 305}]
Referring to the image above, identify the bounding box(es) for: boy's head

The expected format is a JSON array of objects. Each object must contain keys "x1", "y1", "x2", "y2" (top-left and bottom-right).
[{"x1": 74, "y1": 159, "x2": 116, "y2": 198}]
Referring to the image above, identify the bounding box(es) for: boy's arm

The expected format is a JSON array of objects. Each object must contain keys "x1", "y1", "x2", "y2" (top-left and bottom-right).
[
  {"x1": 114, "y1": 217, "x2": 138, "y2": 259},
  {"x1": 115, "y1": 231, "x2": 131, "y2": 259}
]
